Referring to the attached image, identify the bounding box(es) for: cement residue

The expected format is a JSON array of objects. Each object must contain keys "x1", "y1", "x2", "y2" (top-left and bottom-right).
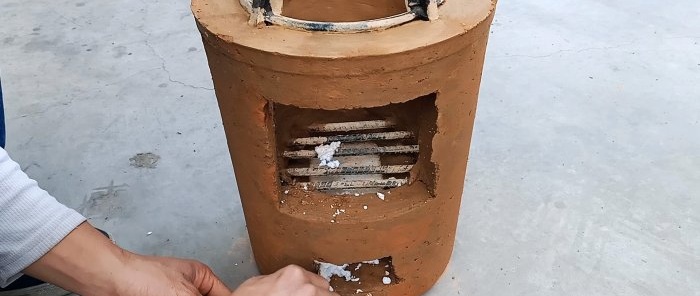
[{"x1": 129, "y1": 152, "x2": 160, "y2": 169}]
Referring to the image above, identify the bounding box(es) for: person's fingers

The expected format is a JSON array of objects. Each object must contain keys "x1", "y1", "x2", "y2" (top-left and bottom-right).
[
  {"x1": 200, "y1": 274, "x2": 231, "y2": 296},
  {"x1": 295, "y1": 283, "x2": 334, "y2": 296},
  {"x1": 319, "y1": 285, "x2": 341, "y2": 296},
  {"x1": 190, "y1": 261, "x2": 232, "y2": 296},
  {"x1": 302, "y1": 269, "x2": 330, "y2": 290}
]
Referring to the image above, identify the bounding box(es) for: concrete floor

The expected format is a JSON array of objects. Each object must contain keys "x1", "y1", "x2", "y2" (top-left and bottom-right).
[{"x1": 1, "y1": 0, "x2": 699, "y2": 295}]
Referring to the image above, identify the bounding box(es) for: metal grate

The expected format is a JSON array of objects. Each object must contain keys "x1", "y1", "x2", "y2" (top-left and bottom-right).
[
  {"x1": 283, "y1": 119, "x2": 418, "y2": 193},
  {"x1": 240, "y1": 0, "x2": 444, "y2": 32}
]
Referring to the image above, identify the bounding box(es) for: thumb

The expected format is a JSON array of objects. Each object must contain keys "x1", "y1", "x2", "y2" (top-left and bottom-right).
[
  {"x1": 192, "y1": 263, "x2": 232, "y2": 296},
  {"x1": 200, "y1": 275, "x2": 231, "y2": 296}
]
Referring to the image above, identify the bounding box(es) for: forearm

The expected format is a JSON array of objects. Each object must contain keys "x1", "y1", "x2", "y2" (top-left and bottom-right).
[
  {"x1": 23, "y1": 222, "x2": 128, "y2": 295},
  {"x1": 0, "y1": 147, "x2": 86, "y2": 286}
]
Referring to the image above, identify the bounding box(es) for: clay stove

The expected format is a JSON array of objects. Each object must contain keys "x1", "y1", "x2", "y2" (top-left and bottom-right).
[{"x1": 192, "y1": 0, "x2": 496, "y2": 294}]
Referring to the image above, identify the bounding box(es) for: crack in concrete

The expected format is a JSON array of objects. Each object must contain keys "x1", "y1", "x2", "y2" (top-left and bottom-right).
[
  {"x1": 136, "y1": 26, "x2": 213, "y2": 91},
  {"x1": 14, "y1": 97, "x2": 78, "y2": 120}
]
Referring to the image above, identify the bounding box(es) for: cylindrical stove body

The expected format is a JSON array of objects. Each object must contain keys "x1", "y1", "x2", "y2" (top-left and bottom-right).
[{"x1": 193, "y1": 1, "x2": 496, "y2": 295}]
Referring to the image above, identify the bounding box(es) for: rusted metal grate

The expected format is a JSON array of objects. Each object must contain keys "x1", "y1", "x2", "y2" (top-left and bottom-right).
[{"x1": 283, "y1": 119, "x2": 418, "y2": 193}]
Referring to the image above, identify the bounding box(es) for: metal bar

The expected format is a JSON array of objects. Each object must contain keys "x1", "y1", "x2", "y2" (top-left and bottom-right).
[
  {"x1": 291, "y1": 131, "x2": 414, "y2": 146},
  {"x1": 298, "y1": 179, "x2": 408, "y2": 190},
  {"x1": 288, "y1": 165, "x2": 413, "y2": 177},
  {"x1": 265, "y1": 12, "x2": 417, "y2": 33},
  {"x1": 241, "y1": 0, "x2": 446, "y2": 31},
  {"x1": 284, "y1": 145, "x2": 419, "y2": 159},
  {"x1": 308, "y1": 120, "x2": 396, "y2": 132}
]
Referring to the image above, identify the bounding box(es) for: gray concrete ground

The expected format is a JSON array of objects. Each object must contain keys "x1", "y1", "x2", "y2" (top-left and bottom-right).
[{"x1": 1, "y1": 0, "x2": 699, "y2": 295}]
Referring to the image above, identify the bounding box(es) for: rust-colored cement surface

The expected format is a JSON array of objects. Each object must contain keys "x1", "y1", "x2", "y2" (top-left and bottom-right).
[{"x1": 192, "y1": 0, "x2": 496, "y2": 295}]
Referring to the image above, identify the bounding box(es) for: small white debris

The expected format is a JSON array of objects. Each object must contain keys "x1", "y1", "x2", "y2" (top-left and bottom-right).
[
  {"x1": 316, "y1": 142, "x2": 342, "y2": 168},
  {"x1": 362, "y1": 259, "x2": 380, "y2": 265},
  {"x1": 234, "y1": 263, "x2": 238, "y2": 266},
  {"x1": 376, "y1": 192, "x2": 385, "y2": 200},
  {"x1": 303, "y1": 212, "x2": 306, "y2": 215},
  {"x1": 356, "y1": 289, "x2": 364, "y2": 294},
  {"x1": 329, "y1": 286, "x2": 334, "y2": 292},
  {"x1": 146, "y1": 232, "x2": 153, "y2": 236},
  {"x1": 303, "y1": 183, "x2": 309, "y2": 191},
  {"x1": 284, "y1": 190, "x2": 290, "y2": 194},
  {"x1": 354, "y1": 193, "x2": 360, "y2": 197},
  {"x1": 316, "y1": 261, "x2": 357, "y2": 282},
  {"x1": 363, "y1": 205, "x2": 368, "y2": 210},
  {"x1": 281, "y1": 200, "x2": 285, "y2": 204},
  {"x1": 355, "y1": 263, "x2": 362, "y2": 271},
  {"x1": 382, "y1": 277, "x2": 392, "y2": 285},
  {"x1": 331, "y1": 219, "x2": 336, "y2": 223},
  {"x1": 325, "y1": 160, "x2": 340, "y2": 168},
  {"x1": 385, "y1": 271, "x2": 390, "y2": 276}
]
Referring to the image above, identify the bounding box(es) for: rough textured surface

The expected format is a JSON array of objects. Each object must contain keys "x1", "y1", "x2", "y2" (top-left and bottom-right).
[
  {"x1": 194, "y1": 0, "x2": 495, "y2": 294},
  {"x1": 1, "y1": 0, "x2": 699, "y2": 295}
]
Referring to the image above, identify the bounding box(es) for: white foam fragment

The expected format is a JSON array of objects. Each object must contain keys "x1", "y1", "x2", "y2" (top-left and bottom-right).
[
  {"x1": 303, "y1": 183, "x2": 308, "y2": 191},
  {"x1": 363, "y1": 205, "x2": 368, "y2": 210},
  {"x1": 356, "y1": 289, "x2": 364, "y2": 293},
  {"x1": 385, "y1": 271, "x2": 390, "y2": 276},
  {"x1": 355, "y1": 263, "x2": 362, "y2": 271},
  {"x1": 325, "y1": 160, "x2": 340, "y2": 168},
  {"x1": 382, "y1": 277, "x2": 392, "y2": 285},
  {"x1": 354, "y1": 193, "x2": 360, "y2": 197},
  {"x1": 146, "y1": 231, "x2": 153, "y2": 236},
  {"x1": 362, "y1": 259, "x2": 380, "y2": 265},
  {"x1": 376, "y1": 192, "x2": 385, "y2": 200},
  {"x1": 316, "y1": 261, "x2": 358, "y2": 282},
  {"x1": 316, "y1": 141, "x2": 342, "y2": 168},
  {"x1": 284, "y1": 190, "x2": 289, "y2": 194}
]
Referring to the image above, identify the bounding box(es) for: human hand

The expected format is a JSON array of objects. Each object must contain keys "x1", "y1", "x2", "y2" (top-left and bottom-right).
[
  {"x1": 111, "y1": 253, "x2": 231, "y2": 296},
  {"x1": 24, "y1": 222, "x2": 231, "y2": 296},
  {"x1": 232, "y1": 265, "x2": 338, "y2": 296}
]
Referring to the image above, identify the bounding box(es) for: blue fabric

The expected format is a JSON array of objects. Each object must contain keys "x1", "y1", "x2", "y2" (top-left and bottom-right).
[{"x1": 0, "y1": 78, "x2": 5, "y2": 148}]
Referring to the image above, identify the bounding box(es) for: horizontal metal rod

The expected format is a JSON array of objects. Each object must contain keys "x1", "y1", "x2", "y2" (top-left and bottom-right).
[
  {"x1": 291, "y1": 131, "x2": 414, "y2": 146},
  {"x1": 308, "y1": 120, "x2": 396, "y2": 133},
  {"x1": 287, "y1": 165, "x2": 413, "y2": 177},
  {"x1": 297, "y1": 179, "x2": 408, "y2": 190},
  {"x1": 283, "y1": 145, "x2": 419, "y2": 159}
]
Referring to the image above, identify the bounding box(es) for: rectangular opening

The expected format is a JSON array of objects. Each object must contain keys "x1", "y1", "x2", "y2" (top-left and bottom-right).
[
  {"x1": 273, "y1": 94, "x2": 437, "y2": 196},
  {"x1": 315, "y1": 256, "x2": 398, "y2": 294}
]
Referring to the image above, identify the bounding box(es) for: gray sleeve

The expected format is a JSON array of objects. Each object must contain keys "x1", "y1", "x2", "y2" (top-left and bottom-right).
[{"x1": 0, "y1": 148, "x2": 86, "y2": 287}]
